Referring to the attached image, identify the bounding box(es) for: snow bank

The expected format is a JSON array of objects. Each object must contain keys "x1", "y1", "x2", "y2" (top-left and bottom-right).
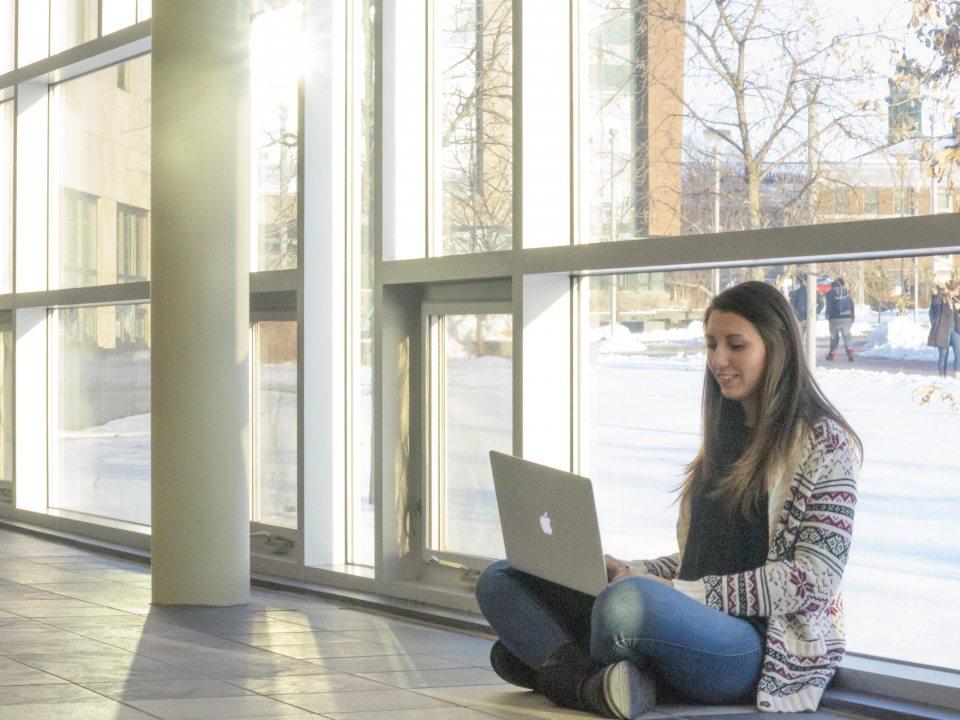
[
  {"x1": 862, "y1": 315, "x2": 938, "y2": 361},
  {"x1": 594, "y1": 320, "x2": 705, "y2": 354}
]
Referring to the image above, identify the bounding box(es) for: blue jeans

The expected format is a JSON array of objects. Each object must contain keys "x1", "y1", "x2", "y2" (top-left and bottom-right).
[
  {"x1": 476, "y1": 560, "x2": 764, "y2": 704},
  {"x1": 937, "y1": 329, "x2": 960, "y2": 376}
]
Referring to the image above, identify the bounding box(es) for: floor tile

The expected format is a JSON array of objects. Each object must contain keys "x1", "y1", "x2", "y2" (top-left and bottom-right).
[
  {"x1": 0, "y1": 699, "x2": 155, "y2": 719},
  {"x1": 278, "y1": 688, "x2": 454, "y2": 714},
  {"x1": 261, "y1": 608, "x2": 405, "y2": 631},
  {"x1": 415, "y1": 684, "x2": 564, "y2": 708},
  {"x1": 324, "y1": 707, "x2": 500, "y2": 720},
  {"x1": 357, "y1": 667, "x2": 505, "y2": 689},
  {"x1": 127, "y1": 695, "x2": 307, "y2": 719},
  {"x1": 79, "y1": 679, "x2": 256, "y2": 701},
  {"x1": 310, "y1": 653, "x2": 469, "y2": 673},
  {"x1": 176, "y1": 657, "x2": 337, "y2": 679},
  {"x1": 0, "y1": 659, "x2": 70, "y2": 686},
  {"x1": 0, "y1": 683, "x2": 101, "y2": 705},
  {"x1": 223, "y1": 630, "x2": 359, "y2": 647},
  {"x1": 473, "y1": 702, "x2": 671, "y2": 719},
  {"x1": 11, "y1": 653, "x2": 195, "y2": 683},
  {"x1": 266, "y1": 640, "x2": 406, "y2": 659},
  {"x1": 225, "y1": 673, "x2": 390, "y2": 694}
]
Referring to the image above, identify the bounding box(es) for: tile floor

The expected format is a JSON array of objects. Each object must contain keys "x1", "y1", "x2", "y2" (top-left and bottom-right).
[{"x1": 0, "y1": 528, "x2": 861, "y2": 720}]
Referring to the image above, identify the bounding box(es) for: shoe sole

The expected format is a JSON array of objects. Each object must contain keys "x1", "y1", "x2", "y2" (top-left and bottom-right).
[{"x1": 602, "y1": 660, "x2": 656, "y2": 719}]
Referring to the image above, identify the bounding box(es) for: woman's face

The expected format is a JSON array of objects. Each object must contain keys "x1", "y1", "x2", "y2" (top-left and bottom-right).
[{"x1": 705, "y1": 310, "x2": 768, "y2": 418}]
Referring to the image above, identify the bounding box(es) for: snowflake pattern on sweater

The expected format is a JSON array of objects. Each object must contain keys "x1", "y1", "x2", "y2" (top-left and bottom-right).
[{"x1": 643, "y1": 418, "x2": 860, "y2": 713}]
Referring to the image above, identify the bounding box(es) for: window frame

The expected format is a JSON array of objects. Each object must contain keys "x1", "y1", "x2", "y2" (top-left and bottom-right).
[
  {"x1": 249, "y1": 310, "x2": 299, "y2": 539},
  {"x1": 421, "y1": 300, "x2": 513, "y2": 567}
]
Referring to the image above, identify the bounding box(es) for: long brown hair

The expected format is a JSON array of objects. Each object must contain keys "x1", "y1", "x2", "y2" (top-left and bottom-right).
[{"x1": 681, "y1": 280, "x2": 862, "y2": 519}]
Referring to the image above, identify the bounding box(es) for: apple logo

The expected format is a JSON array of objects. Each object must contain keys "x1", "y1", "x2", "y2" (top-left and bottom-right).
[{"x1": 539, "y1": 512, "x2": 553, "y2": 536}]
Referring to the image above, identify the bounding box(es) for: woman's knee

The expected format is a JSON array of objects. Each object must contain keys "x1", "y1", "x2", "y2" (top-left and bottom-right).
[
  {"x1": 592, "y1": 576, "x2": 662, "y2": 639},
  {"x1": 475, "y1": 559, "x2": 511, "y2": 613}
]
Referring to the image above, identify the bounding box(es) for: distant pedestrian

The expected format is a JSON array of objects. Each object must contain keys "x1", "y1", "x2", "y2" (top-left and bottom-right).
[
  {"x1": 825, "y1": 277, "x2": 856, "y2": 362},
  {"x1": 927, "y1": 282, "x2": 960, "y2": 378},
  {"x1": 789, "y1": 275, "x2": 824, "y2": 338}
]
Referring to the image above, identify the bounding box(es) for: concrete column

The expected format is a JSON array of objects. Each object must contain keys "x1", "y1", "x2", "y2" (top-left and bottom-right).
[{"x1": 150, "y1": 1, "x2": 251, "y2": 605}]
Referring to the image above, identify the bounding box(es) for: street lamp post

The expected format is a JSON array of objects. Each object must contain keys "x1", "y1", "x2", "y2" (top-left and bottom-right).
[
  {"x1": 704, "y1": 128, "x2": 730, "y2": 296},
  {"x1": 806, "y1": 264, "x2": 818, "y2": 370},
  {"x1": 609, "y1": 128, "x2": 618, "y2": 331}
]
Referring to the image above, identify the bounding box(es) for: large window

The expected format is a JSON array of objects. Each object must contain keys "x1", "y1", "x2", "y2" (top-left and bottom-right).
[
  {"x1": 116, "y1": 203, "x2": 149, "y2": 283},
  {"x1": 251, "y1": 1, "x2": 302, "y2": 271},
  {"x1": 252, "y1": 320, "x2": 298, "y2": 528},
  {"x1": 0, "y1": 322, "x2": 11, "y2": 506},
  {"x1": 428, "y1": 312, "x2": 513, "y2": 558},
  {"x1": 101, "y1": 0, "x2": 152, "y2": 35},
  {"x1": 50, "y1": 304, "x2": 151, "y2": 525},
  {"x1": 585, "y1": 256, "x2": 960, "y2": 670},
  {"x1": 578, "y1": 0, "x2": 958, "y2": 244},
  {"x1": 49, "y1": 55, "x2": 152, "y2": 289},
  {"x1": 51, "y1": 0, "x2": 98, "y2": 55},
  {"x1": 60, "y1": 189, "x2": 99, "y2": 288},
  {"x1": 436, "y1": 0, "x2": 513, "y2": 255},
  {"x1": 348, "y1": 0, "x2": 377, "y2": 567},
  {"x1": 0, "y1": 99, "x2": 11, "y2": 293},
  {"x1": 0, "y1": 0, "x2": 12, "y2": 74}
]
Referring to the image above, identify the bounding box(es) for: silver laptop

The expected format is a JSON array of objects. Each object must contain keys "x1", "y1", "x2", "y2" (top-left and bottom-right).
[{"x1": 490, "y1": 451, "x2": 608, "y2": 596}]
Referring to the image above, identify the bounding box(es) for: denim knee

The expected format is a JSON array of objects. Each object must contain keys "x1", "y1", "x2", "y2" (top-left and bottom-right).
[
  {"x1": 475, "y1": 559, "x2": 511, "y2": 615},
  {"x1": 591, "y1": 576, "x2": 660, "y2": 654}
]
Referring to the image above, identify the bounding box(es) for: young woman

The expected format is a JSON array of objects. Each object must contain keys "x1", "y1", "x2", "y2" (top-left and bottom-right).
[
  {"x1": 475, "y1": 281, "x2": 862, "y2": 718},
  {"x1": 928, "y1": 282, "x2": 960, "y2": 378}
]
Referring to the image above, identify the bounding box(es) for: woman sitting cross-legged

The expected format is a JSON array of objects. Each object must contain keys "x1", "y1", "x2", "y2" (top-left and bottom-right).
[{"x1": 475, "y1": 280, "x2": 862, "y2": 718}]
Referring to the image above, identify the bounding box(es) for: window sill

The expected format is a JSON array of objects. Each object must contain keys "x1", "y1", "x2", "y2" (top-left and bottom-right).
[{"x1": 833, "y1": 654, "x2": 960, "y2": 712}]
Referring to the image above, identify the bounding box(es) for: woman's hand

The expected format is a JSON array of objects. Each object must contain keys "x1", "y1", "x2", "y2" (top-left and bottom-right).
[
  {"x1": 603, "y1": 554, "x2": 628, "y2": 582},
  {"x1": 604, "y1": 554, "x2": 674, "y2": 586},
  {"x1": 642, "y1": 574, "x2": 674, "y2": 588}
]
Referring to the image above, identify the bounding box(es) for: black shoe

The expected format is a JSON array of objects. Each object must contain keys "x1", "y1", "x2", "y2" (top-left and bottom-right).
[
  {"x1": 584, "y1": 660, "x2": 657, "y2": 719},
  {"x1": 489, "y1": 640, "x2": 537, "y2": 690},
  {"x1": 536, "y1": 644, "x2": 656, "y2": 719}
]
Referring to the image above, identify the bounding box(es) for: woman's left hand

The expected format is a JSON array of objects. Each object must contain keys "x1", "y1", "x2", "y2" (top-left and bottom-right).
[{"x1": 608, "y1": 564, "x2": 674, "y2": 587}]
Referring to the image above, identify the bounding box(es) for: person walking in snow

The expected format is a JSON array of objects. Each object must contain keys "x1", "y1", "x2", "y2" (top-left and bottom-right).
[
  {"x1": 825, "y1": 277, "x2": 855, "y2": 362},
  {"x1": 476, "y1": 281, "x2": 861, "y2": 717},
  {"x1": 927, "y1": 282, "x2": 960, "y2": 378},
  {"x1": 788, "y1": 275, "x2": 823, "y2": 339}
]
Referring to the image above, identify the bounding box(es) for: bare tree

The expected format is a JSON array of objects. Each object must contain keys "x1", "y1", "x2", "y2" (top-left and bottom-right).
[
  {"x1": 647, "y1": 0, "x2": 890, "y2": 231},
  {"x1": 910, "y1": 1, "x2": 960, "y2": 185},
  {"x1": 441, "y1": 0, "x2": 513, "y2": 256},
  {"x1": 258, "y1": 108, "x2": 299, "y2": 270}
]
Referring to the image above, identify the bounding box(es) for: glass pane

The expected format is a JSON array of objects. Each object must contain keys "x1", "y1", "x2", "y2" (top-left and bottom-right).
[
  {"x1": 49, "y1": 55, "x2": 151, "y2": 289},
  {"x1": 102, "y1": 0, "x2": 137, "y2": 34},
  {"x1": 436, "y1": 313, "x2": 512, "y2": 557},
  {"x1": 255, "y1": 321, "x2": 298, "y2": 528},
  {"x1": 438, "y1": 0, "x2": 513, "y2": 255},
  {"x1": 349, "y1": 0, "x2": 376, "y2": 567},
  {"x1": 137, "y1": 0, "x2": 151, "y2": 22},
  {"x1": 0, "y1": 100, "x2": 11, "y2": 293},
  {"x1": 251, "y1": 1, "x2": 302, "y2": 271},
  {"x1": 0, "y1": 329, "x2": 12, "y2": 505},
  {"x1": 51, "y1": 0, "x2": 98, "y2": 54},
  {"x1": 579, "y1": 1, "x2": 959, "y2": 244},
  {"x1": 0, "y1": 0, "x2": 13, "y2": 74},
  {"x1": 585, "y1": 256, "x2": 960, "y2": 669},
  {"x1": 51, "y1": 304, "x2": 151, "y2": 525}
]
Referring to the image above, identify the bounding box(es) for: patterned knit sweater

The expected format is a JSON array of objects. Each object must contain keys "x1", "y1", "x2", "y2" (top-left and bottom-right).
[{"x1": 636, "y1": 418, "x2": 860, "y2": 713}]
